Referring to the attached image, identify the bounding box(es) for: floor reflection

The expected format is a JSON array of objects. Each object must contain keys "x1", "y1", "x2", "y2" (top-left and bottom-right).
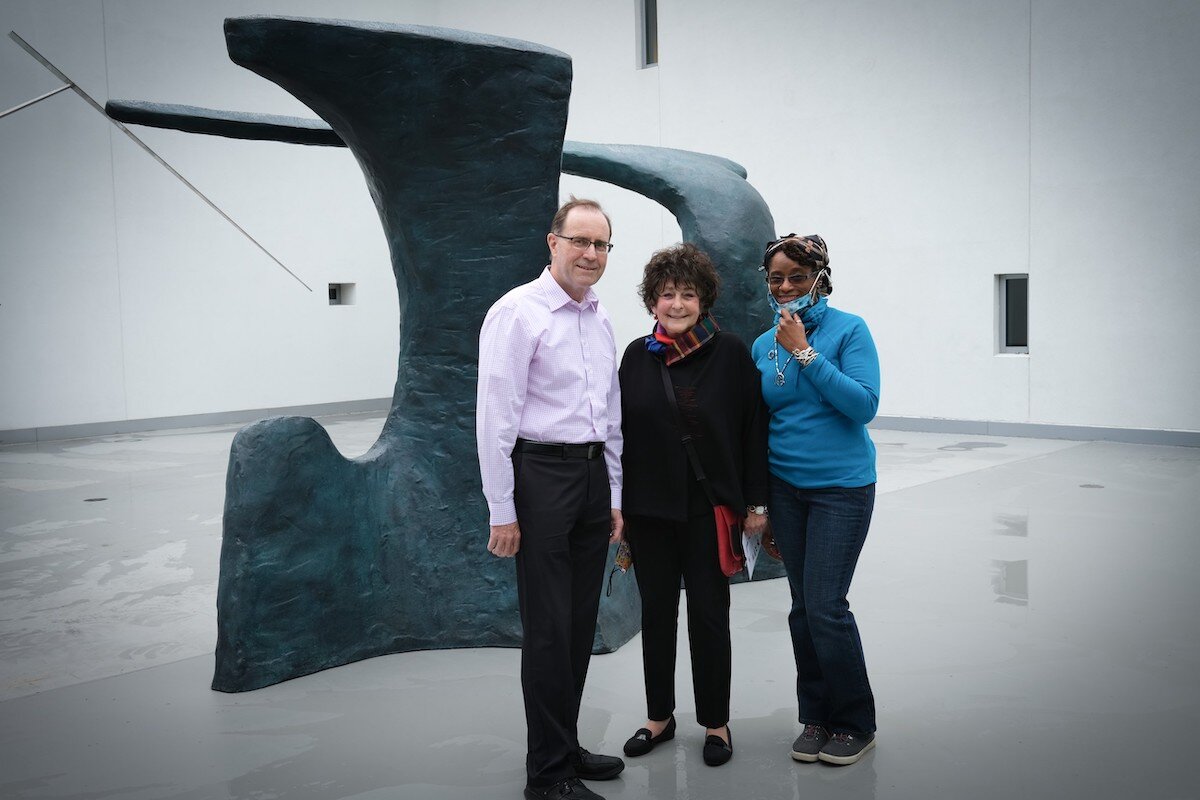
[{"x1": 2, "y1": 422, "x2": 1198, "y2": 799}]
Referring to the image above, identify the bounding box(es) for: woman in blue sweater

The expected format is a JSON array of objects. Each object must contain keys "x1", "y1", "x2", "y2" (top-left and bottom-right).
[{"x1": 751, "y1": 234, "x2": 880, "y2": 766}]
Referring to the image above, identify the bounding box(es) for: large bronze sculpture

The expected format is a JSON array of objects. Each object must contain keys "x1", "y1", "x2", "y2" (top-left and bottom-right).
[{"x1": 107, "y1": 16, "x2": 779, "y2": 692}]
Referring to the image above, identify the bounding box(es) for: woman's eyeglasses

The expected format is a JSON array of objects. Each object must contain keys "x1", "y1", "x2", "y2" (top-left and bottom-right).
[{"x1": 765, "y1": 272, "x2": 816, "y2": 287}]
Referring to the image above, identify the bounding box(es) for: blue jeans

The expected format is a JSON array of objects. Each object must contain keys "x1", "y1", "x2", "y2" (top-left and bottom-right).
[{"x1": 769, "y1": 474, "x2": 876, "y2": 736}]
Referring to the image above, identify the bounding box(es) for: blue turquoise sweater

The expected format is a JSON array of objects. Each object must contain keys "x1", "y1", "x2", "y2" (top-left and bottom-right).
[{"x1": 751, "y1": 303, "x2": 880, "y2": 489}]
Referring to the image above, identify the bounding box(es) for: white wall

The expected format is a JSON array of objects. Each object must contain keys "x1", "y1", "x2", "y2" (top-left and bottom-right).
[
  {"x1": 2, "y1": 0, "x2": 1197, "y2": 434},
  {"x1": 1028, "y1": 1, "x2": 1200, "y2": 430},
  {"x1": 1, "y1": 1, "x2": 422, "y2": 431}
]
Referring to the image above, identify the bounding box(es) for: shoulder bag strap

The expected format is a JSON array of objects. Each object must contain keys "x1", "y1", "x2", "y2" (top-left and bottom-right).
[{"x1": 657, "y1": 358, "x2": 719, "y2": 508}]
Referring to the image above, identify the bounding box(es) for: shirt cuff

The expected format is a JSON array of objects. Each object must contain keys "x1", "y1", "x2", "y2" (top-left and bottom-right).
[
  {"x1": 488, "y1": 501, "x2": 517, "y2": 527},
  {"x1": 609, "y1": 485, "x2": 622, "y2": 510}
]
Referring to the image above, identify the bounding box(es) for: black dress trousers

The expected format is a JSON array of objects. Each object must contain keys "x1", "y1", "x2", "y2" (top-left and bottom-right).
[{"x1": 512, "y1": 448, "x2": 612, "y2": 788}]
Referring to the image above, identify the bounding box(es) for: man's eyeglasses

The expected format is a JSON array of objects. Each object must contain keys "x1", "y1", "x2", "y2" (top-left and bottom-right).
[
  {"x1": 766, "y1": 272, "x2": 816, "y2": 287},
  {"x1": 553, "y1": 233, "x2": 614, "y2": 253}
]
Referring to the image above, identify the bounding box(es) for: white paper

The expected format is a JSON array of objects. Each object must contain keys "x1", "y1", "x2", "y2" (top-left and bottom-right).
[{"x1": 742, "y1": 531, "x2": 761, "y2": 579}]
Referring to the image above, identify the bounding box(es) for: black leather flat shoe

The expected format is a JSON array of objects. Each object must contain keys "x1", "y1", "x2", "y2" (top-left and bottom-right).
[
  {"x1": 524, "y1": 777, "x2": 603, "y2": 800},
  {"x1": 702, "y1": 725, "x2": 733, "y2": 766},
  {"x1": 570, "y1": 747, "x2": 624, "y2": 780},
  {"x1": 622, "y1": 716, "x2": 676, "y2": 757}
]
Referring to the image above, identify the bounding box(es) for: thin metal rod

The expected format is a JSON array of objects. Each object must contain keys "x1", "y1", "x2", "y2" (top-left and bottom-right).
[
  {"x1": 6, "y1": 30, "x2": 312, "y2": 292},
  {"x1": 0, "y1": 83, "x2": 72, "y2": 119}
]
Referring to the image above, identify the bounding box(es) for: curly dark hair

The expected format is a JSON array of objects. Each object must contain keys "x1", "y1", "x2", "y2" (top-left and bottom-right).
[
  {"x1": 638, "y1": 242, "x2": 722, "y2": 313},
  {"x1": 762, "y1": 233, "x2": 834, "y2": 296}
]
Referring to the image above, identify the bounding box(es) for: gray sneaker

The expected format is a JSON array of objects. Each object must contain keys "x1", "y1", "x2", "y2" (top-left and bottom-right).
[
  {"x1": 818, "y1": 732, "x2": 876, "y2": 765},
  {"x1": 790, "y1": 724, "x2": 830, "y2": 762}
]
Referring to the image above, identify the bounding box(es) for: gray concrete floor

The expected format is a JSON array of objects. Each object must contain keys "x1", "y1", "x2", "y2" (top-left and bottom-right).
[{"x1": 1, "y1": 413, "x2": 1198, "y2": 800}]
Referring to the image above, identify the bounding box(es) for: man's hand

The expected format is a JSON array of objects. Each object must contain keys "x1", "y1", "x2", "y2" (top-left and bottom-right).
[
  {"x1": 488, "y1": 521, "x2": 521, "y2": 557},
  {"x1": 609, "y1": 509, "x2": 625, "y2": 543}
]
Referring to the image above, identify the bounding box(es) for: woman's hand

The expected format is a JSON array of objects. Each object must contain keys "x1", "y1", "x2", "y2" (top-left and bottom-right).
[
  {"x1": 743, "y1": 510, "x2": 768, "y2": 537},
  {"x1": 775, "y1": 307, "x2": 810, "y2": 355}
]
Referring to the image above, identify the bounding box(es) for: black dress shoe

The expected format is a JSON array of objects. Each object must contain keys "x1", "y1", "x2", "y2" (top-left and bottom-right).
[
  {"x1": 702, "y1": 725, "x2": 733, "y2": 766},
  {"x1": 570, "y1": 747, "x2": 625, "y2": 780},
  {"x1": 623, "y1": 716, "x2": 676, "y2": 756},
  {"x1": 524, "y1": 777, "x2": 604, "y2": 800}
]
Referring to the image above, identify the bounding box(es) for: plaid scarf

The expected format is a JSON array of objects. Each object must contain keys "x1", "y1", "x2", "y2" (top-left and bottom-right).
[{"x1": 644, "y1": 315, "x2": 721, "y2": 365}]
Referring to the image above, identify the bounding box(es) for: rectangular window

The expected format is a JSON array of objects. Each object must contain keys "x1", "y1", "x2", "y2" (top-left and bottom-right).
[
  {"x1": 997, "y1": 274, "x2": 1028, "y2": 354},
  {"x1": 638, "y1": 0, "x2": 658, "y2": 68},
  {"x1": 328, "y1": 282, "x2": 357, "y2": 306},
  {"x1": 992, "y1": 559, "x2": 1029, "y2": 606}
]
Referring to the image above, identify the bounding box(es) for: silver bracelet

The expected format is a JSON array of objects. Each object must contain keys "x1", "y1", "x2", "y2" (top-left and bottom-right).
[{"x1": 792, "y1": 346, "x2": 818, "y2": 367}]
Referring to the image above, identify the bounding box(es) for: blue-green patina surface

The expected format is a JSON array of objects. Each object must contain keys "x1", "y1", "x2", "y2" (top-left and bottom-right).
[{"x1": 110, "y1": 16, "x2": 779, "y2": 693}]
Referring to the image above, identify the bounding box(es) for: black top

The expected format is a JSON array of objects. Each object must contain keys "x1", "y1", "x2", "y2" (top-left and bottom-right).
[{"x1": 619, "y1": 330, "x2": 769, "y2": 522}]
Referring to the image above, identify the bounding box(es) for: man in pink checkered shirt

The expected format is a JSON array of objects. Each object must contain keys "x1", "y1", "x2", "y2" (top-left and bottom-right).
[{"x1": 476, "y1": 198, "x2": 626, "y2": 800}]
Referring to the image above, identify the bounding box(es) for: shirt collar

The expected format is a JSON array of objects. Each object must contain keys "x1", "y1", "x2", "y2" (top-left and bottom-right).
[{"x1": 538, "y1": 266, "x2": 599, "y2": 311}]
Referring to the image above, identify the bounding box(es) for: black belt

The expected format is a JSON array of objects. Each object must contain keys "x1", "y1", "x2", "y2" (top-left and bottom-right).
[{"x1": 515, "y1": 439, "x2": 605, "y2": 460}]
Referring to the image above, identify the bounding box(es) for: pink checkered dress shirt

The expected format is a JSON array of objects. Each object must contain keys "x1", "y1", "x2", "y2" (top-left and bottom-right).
[{"x1": 476, "y1": 267, "x2": 623, "y2": 526}]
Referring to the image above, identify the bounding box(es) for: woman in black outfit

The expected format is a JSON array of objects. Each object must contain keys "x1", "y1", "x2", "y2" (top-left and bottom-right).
[{"x1": 618, "y1": 243, "x2": 769, "y2": 767}]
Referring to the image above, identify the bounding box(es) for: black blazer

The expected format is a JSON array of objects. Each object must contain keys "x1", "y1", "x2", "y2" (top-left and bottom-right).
[{"x1": 619, "y1": 330, "x2": 768, "y2": 522}]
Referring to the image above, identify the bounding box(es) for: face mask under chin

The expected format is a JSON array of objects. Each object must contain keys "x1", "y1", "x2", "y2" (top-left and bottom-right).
[
  {"x1": 767, "y1": 268, "x2": 827, "y2": 321},
  {"x1": 768, "y1": 290, "x2": 813, "y2": 318}
]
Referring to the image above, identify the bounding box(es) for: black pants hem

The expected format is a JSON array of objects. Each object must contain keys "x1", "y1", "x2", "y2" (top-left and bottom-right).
[{"x1": 626, "y1": 511, "x2": 731, "y2": 729}]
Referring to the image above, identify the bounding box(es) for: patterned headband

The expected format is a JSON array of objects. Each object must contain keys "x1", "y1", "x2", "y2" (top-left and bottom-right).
[{"x1": 760, "y1": 233, "x2": 830, "y2": 271}]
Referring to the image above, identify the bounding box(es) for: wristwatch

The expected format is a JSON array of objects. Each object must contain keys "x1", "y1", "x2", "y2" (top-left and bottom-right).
[{"x1": 746, "y1": 505, "x2": 768, "y2": 516}]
